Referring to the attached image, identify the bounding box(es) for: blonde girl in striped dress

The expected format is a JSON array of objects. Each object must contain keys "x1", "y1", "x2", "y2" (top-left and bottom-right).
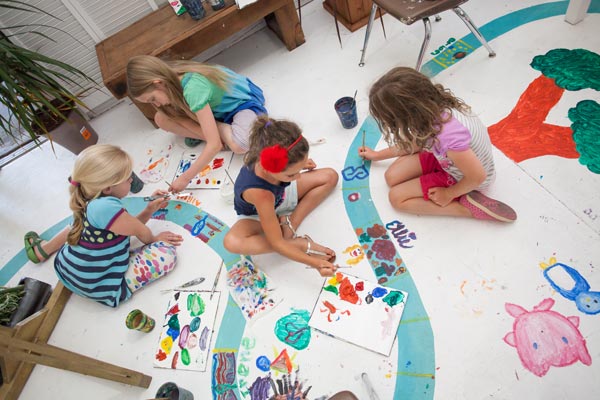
[{"x1": 359, "y1": 67, "x2": 516, "y2": 222}]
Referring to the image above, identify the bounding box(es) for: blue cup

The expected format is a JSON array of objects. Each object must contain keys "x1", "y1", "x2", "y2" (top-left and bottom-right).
[
  {"x1": 181, "y1": 0, "x2": 205, "y2": 20},
  {"x1": 334, "y1": 96, "x2": 358, "y2": 129}
]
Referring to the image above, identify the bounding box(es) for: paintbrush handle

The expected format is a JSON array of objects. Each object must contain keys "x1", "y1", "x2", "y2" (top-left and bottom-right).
[
  {"x1": 210, "y1": 260, "x2": 224, "y2": 299},
  {"x1": 178, "y1": 276, "x2": 205, "y2": 288}
]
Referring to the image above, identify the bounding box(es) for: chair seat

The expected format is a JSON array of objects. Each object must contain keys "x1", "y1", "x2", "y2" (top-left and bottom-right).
[{"x1": 375, "y1": 0, "x2": 468, "y2": 24}]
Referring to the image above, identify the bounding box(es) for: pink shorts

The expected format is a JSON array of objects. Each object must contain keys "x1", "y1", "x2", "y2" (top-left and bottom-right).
[{"x1": 419, "y1": 152, "x2": 457, "y2": 200}]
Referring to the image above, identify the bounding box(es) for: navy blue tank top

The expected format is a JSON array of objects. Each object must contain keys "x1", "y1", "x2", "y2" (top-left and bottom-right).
[{"x1": 234, "y1": 165, "x2": 290, "y2": 216}]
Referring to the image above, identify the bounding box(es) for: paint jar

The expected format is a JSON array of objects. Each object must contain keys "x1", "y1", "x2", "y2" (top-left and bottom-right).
[
  {"x1": 334, "y1": 96, "x2": 358, "y2": 129},
  {"x1": 220, "y1": 180, "x2": 234, "y2": 204},
  {"x1": 180, "y1": 0, "x2": 205, "y2": 20},
  {"x1": 130, "y1": 172, "x2": 144, "y2": 194},
  {"x1": 125, "y1": 309, "x2": 155, "y2": 332},
  {"x1": 156, "y1": 382, "x2": 194, "y2": 400},
  {"x1": 208, "y1": 0, "x2": 226, "y2": 11}
]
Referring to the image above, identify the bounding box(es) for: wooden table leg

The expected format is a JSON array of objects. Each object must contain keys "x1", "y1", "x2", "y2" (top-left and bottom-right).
[{"x1": 266, "y1": 0, "x2": 306, "y2": 50}]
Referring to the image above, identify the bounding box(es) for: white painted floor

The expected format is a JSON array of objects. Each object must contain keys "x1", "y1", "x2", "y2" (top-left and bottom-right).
[{"x1": 1, "y1": 1, "x2": 599, "y2": 399}]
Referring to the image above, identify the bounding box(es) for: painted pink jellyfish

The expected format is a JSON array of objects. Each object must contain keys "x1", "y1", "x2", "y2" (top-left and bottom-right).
[{"x1": 503, "y1": 298, "x2": 592, "y2": 377}]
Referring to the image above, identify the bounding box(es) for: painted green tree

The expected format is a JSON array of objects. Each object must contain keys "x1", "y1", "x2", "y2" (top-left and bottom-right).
[{"x1": 531, "y1": 48, "x2": 600, "y2": 173}]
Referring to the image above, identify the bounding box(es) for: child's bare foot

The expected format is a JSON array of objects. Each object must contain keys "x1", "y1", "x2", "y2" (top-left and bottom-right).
[{"x1": 24, "y1": 231, "x2": 50, "y2": 264}]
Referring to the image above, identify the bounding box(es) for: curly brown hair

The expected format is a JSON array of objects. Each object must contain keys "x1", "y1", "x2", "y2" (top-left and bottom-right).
[
  {"x1": 369, "y1": 67, "x2": 470, "y2": 153},
  {"x1": 244, "y1": 115, "x2": 308, "y2": 169}
]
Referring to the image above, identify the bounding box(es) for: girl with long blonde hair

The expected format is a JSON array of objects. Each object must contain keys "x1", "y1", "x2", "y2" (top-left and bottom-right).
[
  {"x1": 23, "y1": 144, "x2": 183, "y2": 307},
  {"x1": 127, "y1": 55, "x2": 267, "y2": 192}
]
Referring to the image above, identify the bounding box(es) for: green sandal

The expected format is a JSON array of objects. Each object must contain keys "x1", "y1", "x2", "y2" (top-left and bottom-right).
[
  {"x1": 184, "y1": 137, "x2": 203, "y2": 148},
  {"x1": 24, "y1": 231, "x2": 49, "y2": 264}
]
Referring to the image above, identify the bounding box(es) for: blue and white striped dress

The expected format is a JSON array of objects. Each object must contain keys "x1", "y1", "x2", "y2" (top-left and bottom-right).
[{"x1": 54, "y1": 197, "x2": 132, "y2": 307}]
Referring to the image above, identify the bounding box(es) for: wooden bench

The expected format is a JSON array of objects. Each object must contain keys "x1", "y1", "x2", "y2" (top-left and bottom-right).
[{"x1": 95, "y1": 0, "x2": 305, "y2": 124}]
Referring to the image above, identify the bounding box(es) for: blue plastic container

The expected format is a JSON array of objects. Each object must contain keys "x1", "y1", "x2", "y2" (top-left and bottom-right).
[{"x1": 334, "y1": 96, "x2": 358, "y2": 129}]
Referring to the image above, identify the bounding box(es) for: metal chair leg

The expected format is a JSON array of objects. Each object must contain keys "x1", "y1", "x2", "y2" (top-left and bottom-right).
[
  {"x1": 415, "y1": 17, "x2": 432, "y2": 71},
  {"x1": 452, "y1": 7, "x2": 496, "y2": 57},
  {"x1": 359, "y1": 4, "x2": 378, "y2": 67}
]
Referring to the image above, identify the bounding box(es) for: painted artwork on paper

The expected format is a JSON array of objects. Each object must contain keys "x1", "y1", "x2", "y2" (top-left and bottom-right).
[
  {"x1": 309, "y1": 272, "x2": 408, "y2": 356},
  {"x1": 154, "y1": 290, "x2": 221, "y2": 371},
  {"x1": 174, "y1": 150, "x2": 232, "y2": 189},
  {"x1": 503, "y1": 298, "x2": 592, "y2": 377},
  {"x1": 226, "y1": 258, "x2": 280, "y2": 322},
  {"x1": 138, "y1": 145, "x2": 173, "y2": 183}
]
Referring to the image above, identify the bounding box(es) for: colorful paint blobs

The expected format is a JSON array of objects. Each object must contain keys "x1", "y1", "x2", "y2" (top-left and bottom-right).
[
  {"x1": 226, "y1": 258, "x2": 280, "y2": 321},
  {"x1": 212, "y1": 352, "x2": 238, "y2": 399},
  {"x1": 543, "y1": 262, "x2": 600, "y2": 315},
  {"x1": 274, "y1": 309, "x2": 312, "y2": 350},
  {"x1": 174, "y1": 150, "x2": 232, "y2": 189},
  {"x1": 139, "y1": 146, "x2": 172, "y2": 183},
  {"x1": 503, "y1": 298, "x2": 592, "y2": 377},
  {"x1": 155, "y1": 291, "x2": 221, "y2": 372},
  {"x1": 343, "y1": 244, "x2": 365, "y2": 265},
  {"x1": 356, "y1": 224, "x2": 405, "y2": 284},
  {"x1": 309, "y1": 273, "x2": 408, "y2": 356}
]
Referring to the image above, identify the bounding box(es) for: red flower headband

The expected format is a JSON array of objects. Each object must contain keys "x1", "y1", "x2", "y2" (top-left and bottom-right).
[{"x1": 260, "y1": 135, "x2": 304, "y2": 173}]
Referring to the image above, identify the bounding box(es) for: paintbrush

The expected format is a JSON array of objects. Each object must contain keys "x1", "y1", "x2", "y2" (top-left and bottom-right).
[
  {"x1": 361, "y1": 129, "x2": 366, "y2": 166},
  {"x1": 160, "y1": 276, "x2": 205, "y2": 293},
  {"x1": 305, "y1": 265, "x2": 351, "y2": 270},
  {"x1": 210, "y1": 260, "x2": 224, "y2": 300},
  {"x1": 224, "y1": 168, "x2": 235, "y2": 185},
  {"x1": 143, "y1": 193, "x2": 171, "y2": 202}
]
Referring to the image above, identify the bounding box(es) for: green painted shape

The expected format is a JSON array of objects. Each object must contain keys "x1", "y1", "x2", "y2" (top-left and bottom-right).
[
  {"x1": 187, "y1": 292, "x2": 206, "y2": 316},
  {"x1": 383, "y1": 290, "x2": 406, "y2": 307},
  {"x1": 181, "y1": 348, "x2": 191, "y2": 365},
  {"x1": 274, "y1": 309, "x2": 312, "y2": 350},
  {"x1": 167, "y1": 314, "x2": 180, "y2": 330},
  {"x1": 324, "y1": 285, "x2": 339, "y2": 295},
  {"x1": 531, "y1": 48, "x2": 600, "y2": 90},
  {"x1": 569, "y1": 100, "x2": 600, "y2": 173}
]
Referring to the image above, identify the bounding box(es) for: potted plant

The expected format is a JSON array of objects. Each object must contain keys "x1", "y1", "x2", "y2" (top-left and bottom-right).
[
  {"x1": 0, "y1": 277, "x2": 52, "y2": 327},
  {"x1": 0, "y1": 0, "x2": 99, "y2": 154}
]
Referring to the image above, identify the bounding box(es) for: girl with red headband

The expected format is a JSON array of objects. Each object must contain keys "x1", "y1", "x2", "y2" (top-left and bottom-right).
[{"x1": 224, "y1": 116, "x2": 339, "y2": 276}]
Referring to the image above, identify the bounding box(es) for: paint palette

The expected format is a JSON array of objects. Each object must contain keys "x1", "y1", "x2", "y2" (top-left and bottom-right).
[
  {"x1": 154, "y1": 290, "x2": 221, "y2": 372},
  {"x1": 173, "y1": 150, "x2": 233, "y2": 189},
  {"x1": 309, "y1": 272, "x2": 408, "y2": 356}
]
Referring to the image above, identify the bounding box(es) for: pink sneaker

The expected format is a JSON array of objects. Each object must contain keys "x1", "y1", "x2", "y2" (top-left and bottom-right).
[{"x1": 459, "y1": 191, "x2": 517, "y2": 222}]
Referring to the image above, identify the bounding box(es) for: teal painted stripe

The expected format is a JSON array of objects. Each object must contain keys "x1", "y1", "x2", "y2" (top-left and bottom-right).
[
  {"x1": 422, "y1": 0, "x2": 599, "y2": 77},
  {"x1": 343, "y1": 3, "x2": 600, "y2": 397},
  {"x1": 123, "y1": 198, "x2": 246, "y2": 400},
  {"x1": 0, "y1": 217, "x2": 71, "y2": 285},
  {"x1": 343, "y1": 117, "x2": 435, "y2": 399}
]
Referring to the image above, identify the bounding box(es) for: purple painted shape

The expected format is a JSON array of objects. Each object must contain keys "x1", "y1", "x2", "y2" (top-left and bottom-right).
[
  {"x1": 503, "y1": 298, "x2": 592, "y2": 377},
  {"x1": 199, "y1": 326, "x2": 210, "y2": 350}
]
